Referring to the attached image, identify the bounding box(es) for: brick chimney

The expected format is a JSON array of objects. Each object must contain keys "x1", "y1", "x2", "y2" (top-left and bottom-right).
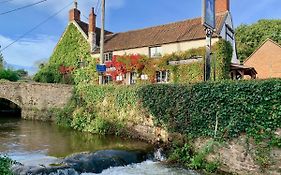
[
  {"x1": 88, "y1": 7, "x2": 97, "y2": 52},
  {"x1": 69, "y1": 1, "x2": 80, "y2": 22},
  {"x1": 215, "y1": 0, "x2": 230, "y2": 14}
]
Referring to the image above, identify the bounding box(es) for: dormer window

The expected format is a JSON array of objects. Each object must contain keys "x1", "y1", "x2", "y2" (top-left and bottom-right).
[
  {"x1": 149, "y1": 46, "x2": 162, "y2": 58},
  {"x1": 104, "y1": 52, "x2": 113, "y2": 62}
]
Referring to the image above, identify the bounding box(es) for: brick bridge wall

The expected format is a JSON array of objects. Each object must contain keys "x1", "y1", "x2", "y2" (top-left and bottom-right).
[{"x1": 0, "y1": 82, "x2": 73, "y2": 120}]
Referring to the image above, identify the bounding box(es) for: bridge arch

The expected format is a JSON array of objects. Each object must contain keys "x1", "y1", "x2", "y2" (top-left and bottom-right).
[
  {"x1": 0, "y1": 97, "x2": 21, "y2": 118},
  {"x1": 0, "y1": 82, "x2": 73, "y2": 120}
]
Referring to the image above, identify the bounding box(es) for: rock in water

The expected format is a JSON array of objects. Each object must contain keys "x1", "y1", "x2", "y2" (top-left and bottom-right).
[
  {"x1": 63, "y1": 150, "x2": 147, "y2": 173},
  {"x1": 12, "y1": 150, "x2": 148, "y2": 175}
]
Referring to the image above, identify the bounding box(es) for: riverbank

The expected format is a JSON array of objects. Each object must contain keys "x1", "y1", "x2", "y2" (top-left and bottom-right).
[{"x1": 53, "y1": 79, "x2": 281, "y2": 175}]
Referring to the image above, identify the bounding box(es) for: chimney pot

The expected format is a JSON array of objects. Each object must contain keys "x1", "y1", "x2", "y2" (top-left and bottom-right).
[
  {"x1": 89, "y1": 7, "x2": 97, "y2": 52},
  {"x1": 69, "y1": 8, "x2": 80, "y2": 22},
  {"x1": 89, "y1": 7, "x2": 96, "y2": 33},
  {"x1": 215, "y1": 0, "x2": 230, "y2": 14}
]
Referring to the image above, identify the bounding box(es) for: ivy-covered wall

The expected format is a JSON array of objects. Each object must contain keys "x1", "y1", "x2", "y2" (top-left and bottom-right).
[
  {"x1": 122, "y1": 39, "x2": 233, "y2": 84},
  {"x1": 34, "y1": 23, "x2": 96, "y2": 84},
  {"x1": 35, "y1": 24, "x2": 232, "y2": 85},
  {"x1": 55, "y1": 79, "x2": 281, "y2": 173}
]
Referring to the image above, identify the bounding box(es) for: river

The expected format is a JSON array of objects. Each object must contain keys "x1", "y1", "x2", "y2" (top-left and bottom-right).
[{"x1": 0, "y1": 117, "x2": 199, "y2": 175}]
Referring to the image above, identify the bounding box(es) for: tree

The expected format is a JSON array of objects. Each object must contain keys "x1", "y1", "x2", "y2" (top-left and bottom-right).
[
  {"x1": 0, "y1": 46, "x2": 4, "y2": 70},
  {"x1": 16, "y1": 69, "x2": 28, "y2": 78},
  {"x1": 235, "y1": 19, "x2": 281, "y2": 61},
  {"x1": 0, "y1": 69, "x2": 19, "y2": 82}
]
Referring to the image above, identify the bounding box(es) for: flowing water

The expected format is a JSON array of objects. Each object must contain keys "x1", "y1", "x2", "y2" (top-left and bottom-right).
[{"x1": 0, "y1": 116, "x2": 200, "y2": 175}]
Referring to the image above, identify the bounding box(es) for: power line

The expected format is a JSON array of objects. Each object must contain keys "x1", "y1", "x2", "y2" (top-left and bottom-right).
[
  {"x1": 96, "y1": 0, "x2": 101, "y2": 15},
  {"x1": 0, "y1": 2, "x2": 73, "y2": 53},
  {"x1": 95, "y1": 0, "x2": 100, "y2": 13},
  {"x1": 0, "y1": 0, "x2": 47, "y2": 16},
  {"x1": 0, "y1": 0, "x2": 16, "y2": 4}
]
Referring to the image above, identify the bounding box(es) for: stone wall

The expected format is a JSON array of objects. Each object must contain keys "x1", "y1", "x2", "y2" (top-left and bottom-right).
[
  {"x1": 193, "y1": 134, "x2": 281, "y2": 175},
  {"x1": 0, "y1": 82, "x2": 73, "y2": 120}
]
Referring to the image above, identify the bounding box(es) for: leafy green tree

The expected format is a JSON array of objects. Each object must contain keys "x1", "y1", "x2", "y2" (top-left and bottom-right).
[
  {"x1": 15, "y1": 69, "x2": 28, "y2": 78},
  {"x1": 236, "y1": 19, "x2": 281, "y2": 61},
  {"x1": 0, "y1": 69, "x2": 19, "y2": 82},
  {"x1": 0, "y1": 47, "x2": 4, "y2": 70}
]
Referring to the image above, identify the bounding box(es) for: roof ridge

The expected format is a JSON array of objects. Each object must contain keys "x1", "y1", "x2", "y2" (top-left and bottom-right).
[
  {"x1": 110, "y1": 13, "x2": 227, "y2": 36},
  {"x1": 244, "y1": 38, "x2": 281, "y2": 63},
  {"x1": 266, "y1": 38, "x2": 281, "y2": 48}
]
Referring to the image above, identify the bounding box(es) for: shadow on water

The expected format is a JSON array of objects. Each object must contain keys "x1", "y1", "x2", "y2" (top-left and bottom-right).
[
  {"x1": 0, "y1": 98, "x2": 21, "y2": 119},
  {"x1": 0, "y1": 119, "x2": 153, "y2": 158}
]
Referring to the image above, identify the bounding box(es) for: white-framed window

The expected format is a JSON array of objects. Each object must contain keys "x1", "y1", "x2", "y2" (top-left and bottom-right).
[
  {"x1": 130, "y1": 72, "x2": 137, "y2": 85},
  {"x1": 156, "y1": 70, "x2": 169, "y2": 83},
  {"x1": 104, "y1": 52, "x2": 113, "y2": 62},
  {"x1": 103, "y1": 75, "x2": 112, "y2": 84},
  {"x1": 149, "y1": 46, "x2": 162, "y2": 58}
]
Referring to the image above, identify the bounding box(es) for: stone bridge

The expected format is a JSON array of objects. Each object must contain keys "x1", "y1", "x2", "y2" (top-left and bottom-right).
[{"x1": 0, "y1": 82, "x2": 73, "y2": 120}]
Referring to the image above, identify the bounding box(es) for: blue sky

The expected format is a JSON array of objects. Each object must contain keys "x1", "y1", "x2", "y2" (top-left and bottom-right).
[{"x1": 0, "y1": 0, "x2": 280, "y2": 74}]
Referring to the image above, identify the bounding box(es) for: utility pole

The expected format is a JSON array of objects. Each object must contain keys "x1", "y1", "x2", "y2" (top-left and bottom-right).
[
  {"x1": 204, "y1": 28, "x2": 213, "y2": 81},
  {"x1": 74, "y1": 0, "x2": 77, "y2": 8},
  {"x1": 99, "y1": 0, "x2": 105, "y2": 85}
]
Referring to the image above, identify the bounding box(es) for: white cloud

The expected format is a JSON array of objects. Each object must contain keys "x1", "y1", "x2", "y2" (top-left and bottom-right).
[
  {"x1": 9, "y1": 0, "x2": 125, "y2": 20},
  {"x1": 0, "y1": 34, "x2": 57, "y2": 68},
  {"x1": 0, "y1": 0, "x2": 126, "y2": 74}
]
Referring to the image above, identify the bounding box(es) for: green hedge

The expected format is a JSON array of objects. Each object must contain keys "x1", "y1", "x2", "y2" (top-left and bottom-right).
[
  {"x1": 138, "y1": 79, "x2": 281, "y2": 141},
  {"x1": 55, "y1": 79, "x2": 281, "y2": 170},
  {"x1": 57, "y1": 79, "x2": 281, "y2": 144}
]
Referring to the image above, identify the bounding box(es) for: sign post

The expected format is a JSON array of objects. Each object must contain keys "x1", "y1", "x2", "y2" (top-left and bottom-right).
[{"x1": 202, "y1": 0, "x2": 215, "y2": 81}]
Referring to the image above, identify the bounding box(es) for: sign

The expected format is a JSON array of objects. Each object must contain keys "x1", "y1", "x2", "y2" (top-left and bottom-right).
[
  {"x1": 116, "y1": 75, "x2": 123, "y2": 81},
  {"x1": 96, "y1": 64, "x2": 106, "y2": 73},
  {"x1": 141, "y1": 74, "x2": 148, "y2": 80},
  {"x1": 202, "y1": 0, "x2": 215, "y2": 30}
]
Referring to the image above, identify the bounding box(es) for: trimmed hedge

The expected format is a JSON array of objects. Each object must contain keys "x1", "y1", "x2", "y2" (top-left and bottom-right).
[
  {"x1": 57, "y1": 79, "x2": 281, "y2": 144},
  {"x1": 138, "y1": 79, "x2": 281, "y2": 140}
]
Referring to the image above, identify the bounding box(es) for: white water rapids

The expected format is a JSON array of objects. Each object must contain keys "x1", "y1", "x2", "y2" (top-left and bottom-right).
[{"x1": 82, "y1": 160, "x2": 199, "y2": 175}]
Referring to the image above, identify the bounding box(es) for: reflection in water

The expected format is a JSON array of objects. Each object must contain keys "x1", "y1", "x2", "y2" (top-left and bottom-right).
[
  {"x1": 0, "y1": 118, "x2": 201, "y2": 175},
  {"x1": 0, "y1": 118, "x2": 152, "y2": 158}
]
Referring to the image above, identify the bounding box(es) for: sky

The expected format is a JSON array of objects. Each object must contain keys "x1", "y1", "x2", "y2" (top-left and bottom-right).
[{"x1": 0, "y1": 0, "x2": 280, "y2": 74}]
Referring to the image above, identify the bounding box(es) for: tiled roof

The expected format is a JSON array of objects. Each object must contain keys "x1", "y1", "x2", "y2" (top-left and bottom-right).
[
  {"x1": 100, "y1": 12, "x2": 227, "y2": 52},
  {"x1": 76, "y1": 21, "x2": 113, "y2": 45}
]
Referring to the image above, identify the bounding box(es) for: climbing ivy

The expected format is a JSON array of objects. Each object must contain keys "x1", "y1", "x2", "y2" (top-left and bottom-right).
[
  {"x1": 141, "y1": 39, "x2": 232, "y2": 84},
  {"x1": 138, "y1": 80, "x2": 281, "y2": 140},
  {"x1": 34, "y1": 23, "x2": 95, "y2": 84}
]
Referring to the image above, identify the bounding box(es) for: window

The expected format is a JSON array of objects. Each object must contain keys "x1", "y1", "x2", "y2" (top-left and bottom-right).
[
  {"x1": 149, "y1": 46, "x2": 162, "y2": 58},
  {"x1": 130, "y1": 72, "x2": 137, "y2": 85},
  {"x1": 104, "y1": 52, "x2": 113, "y2": 62},
  {"x1": 225, "y1": 25, "x2": 234, "y2": 45},
  {"x1": 156, "y1": 70, "x2": 169, "y2": 83},
  {"x1": 103, "y1": 75, "x2": 112, "y2": 84}
]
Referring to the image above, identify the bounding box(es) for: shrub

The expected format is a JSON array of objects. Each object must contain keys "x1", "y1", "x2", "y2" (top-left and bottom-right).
[
  {"x1": 138, "y1": 79, "x2": 281, "y2": 140},
  {"x1": 0, "y1": 156, "x2": 13, "y2": 175},
  {"x1": 0, "y1": 69, "x2": 19, "y2": 82}
]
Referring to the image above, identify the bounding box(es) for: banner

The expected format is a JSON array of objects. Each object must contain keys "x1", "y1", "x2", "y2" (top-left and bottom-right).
[{"x1": 203, "y1": 0, "x2": 216, "y2": 30}]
